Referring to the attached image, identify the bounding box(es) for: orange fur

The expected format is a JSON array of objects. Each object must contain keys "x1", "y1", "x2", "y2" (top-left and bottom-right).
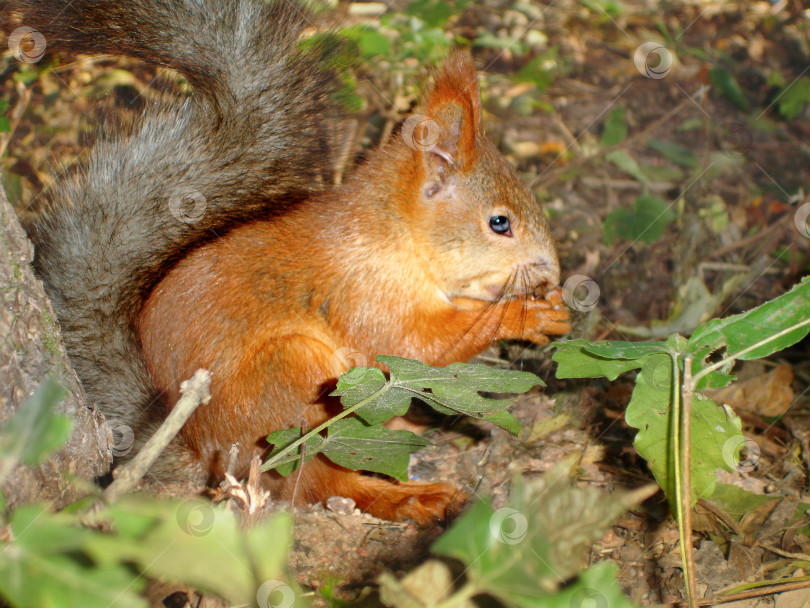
[{"x1": 138, "y1": 51, "x2": 569, "y2": 524}]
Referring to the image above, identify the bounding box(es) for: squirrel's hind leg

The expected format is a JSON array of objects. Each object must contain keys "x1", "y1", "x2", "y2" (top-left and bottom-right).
[{"x1": 270, "y1": 457, "x2": 466, "y2": 526}]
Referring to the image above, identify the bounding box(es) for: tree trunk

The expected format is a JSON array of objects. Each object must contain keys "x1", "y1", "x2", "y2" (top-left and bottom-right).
[{"x1": 0, "y1": 182, "x2": 112, "y2": 509}]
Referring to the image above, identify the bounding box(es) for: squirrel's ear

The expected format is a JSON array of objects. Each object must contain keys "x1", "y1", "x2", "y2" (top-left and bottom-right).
[{"x1": 408, "y1": 51, "x2": 482, "y2": 177}]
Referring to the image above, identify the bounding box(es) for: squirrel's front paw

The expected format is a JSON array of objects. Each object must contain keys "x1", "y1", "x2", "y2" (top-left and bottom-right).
[{"x1": 515, "y1": 288, "x2": 571, "y2": 343}]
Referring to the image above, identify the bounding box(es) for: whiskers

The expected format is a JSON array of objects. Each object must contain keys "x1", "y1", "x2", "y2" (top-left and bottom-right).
[{"x1": 437, "y1": 266, "x2": 542, "y2": 365}]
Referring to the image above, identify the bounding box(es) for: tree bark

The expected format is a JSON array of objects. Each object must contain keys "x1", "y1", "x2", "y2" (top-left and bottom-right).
[{"x1": 0, "y1": 181, "x2": 112, "y2": 509}]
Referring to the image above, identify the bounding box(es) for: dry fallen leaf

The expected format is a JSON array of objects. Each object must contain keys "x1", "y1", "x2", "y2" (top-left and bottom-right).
[{"x1": 707, "y1": 364, "x2": 794, "y2": 417}]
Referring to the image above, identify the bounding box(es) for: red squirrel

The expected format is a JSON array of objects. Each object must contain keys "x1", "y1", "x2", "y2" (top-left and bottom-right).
[{"x1": 18, "y1": 0, "x2": 570, "y2": 524}]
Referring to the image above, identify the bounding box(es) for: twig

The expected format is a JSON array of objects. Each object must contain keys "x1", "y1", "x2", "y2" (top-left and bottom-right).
[
  {"x1": 0, "y1": 81, "x2": 32, "y2": 159},
  {"x1": 103, "y1": 369, "x2": 211, "y2": 503},
  {"x1": 289, "y1": 422, "x2": 307, "y2": 516},
  {"x1": 709, "y1": 579, "x2": 810, "y2": 604},
  {"x1": 708, "y1": 215, "x2": 791, "y2": 259}
]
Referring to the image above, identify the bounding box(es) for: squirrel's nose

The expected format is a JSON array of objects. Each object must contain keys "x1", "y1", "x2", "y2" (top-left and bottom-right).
[{"x1": 528, "y1": 258, "x2": 561, "y2": 294}]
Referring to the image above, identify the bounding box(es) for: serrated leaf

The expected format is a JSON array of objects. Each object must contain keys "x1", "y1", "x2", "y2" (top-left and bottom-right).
[
  {"x1": 647, "y1": 139, "x2": 699, "y2": 168},
  {"x1": 0, "y1": 552, "x2": 147, "y2": 608},
  {"x1": 687, "y1": 278, "x2": 810, "y2": 381},
  {"x1": 332, "y1": 366, "x2": 407, "y2": 425},
  {"x1": 0, "y1": 504, "x2": 146, "y2": 608},
  {"x1": 709, "y1": 66, "x2": 750, "y2": 113},
  {"x1": 322, "y1": 418, "x2": 430, "y2": 481},
  {"x1": 0, "y1": 378, "x2": 72, "y2": 467},
  {"x1": 432, "y1": 469, "x2": 646, "y2": 608},
  {"x1": 600, "y1": 105, "x2": 627, "y2": 146},
  {"x1": 378, "y1": 356, "x2": 541, "y2": 430},
  {"x1": 87, "y1": 496, "x2": 290, "y2": 606},
  {"x1": 625, "y1": 353, "x2": 742, "y2": 506}
]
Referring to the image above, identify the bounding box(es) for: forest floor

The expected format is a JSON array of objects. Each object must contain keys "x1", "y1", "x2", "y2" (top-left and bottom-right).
[{"x1": 2, "y1": 0, "x2": 810, "y2": 606}]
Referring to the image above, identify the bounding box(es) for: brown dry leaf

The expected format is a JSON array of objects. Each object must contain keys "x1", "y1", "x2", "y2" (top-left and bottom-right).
[{"x1": 707, "y1": 365, "x2": 794, "y2": 417}]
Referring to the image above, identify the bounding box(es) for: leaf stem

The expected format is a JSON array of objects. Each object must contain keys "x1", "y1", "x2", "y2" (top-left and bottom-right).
[
  {"x1": 261, "y1": 383, "x2": 390, "y2": 472},
  {"x1": 690, "y1": 318, "x2": 810, "y2": 387},
  {"x1": 670, "y1": 355, "x2": 688, "y2": 603},
  {"x1": 680, "y1": 355, "x2": 698, "y2": 608}
]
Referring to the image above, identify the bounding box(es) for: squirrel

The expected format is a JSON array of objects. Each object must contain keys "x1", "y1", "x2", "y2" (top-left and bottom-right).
[{"x1": 13, "y1": 0, "x2": 570, "y2": 524}]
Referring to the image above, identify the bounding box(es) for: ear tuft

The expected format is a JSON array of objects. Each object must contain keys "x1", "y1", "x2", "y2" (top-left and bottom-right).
[{"x1": 417, "y1": 50, "x2": 482, "y2": 171}]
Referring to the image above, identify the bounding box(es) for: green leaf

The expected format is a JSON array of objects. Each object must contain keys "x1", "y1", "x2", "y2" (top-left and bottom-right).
[
  {"x1": 87, "y1": 496, "x2": 291, "y2": 606},
  {"x1": 0, "y1": 552, "x2": 146, "y2": 608},
  {"x1": 582, "y1": 340, "x2": 673, "y2": 360},
  {"x1": 0, "y1": 378, "x2": 73, "y2": 467},
  {"x1": 600, "y1": 105, "x2": 627, "y2": 146},
  {"x1": 625, "y1": 353, "x2": 742, "y2": 506},
  {"x1": 709, "y1": 66, "x2": 750, "y2": 113},
  {"x1": 605, "y1": 149, "x2": 648, "y2": 183},
  {"x1": 332, "y1": 366, "x2": 401, "y2": 425},
  {"x1": 707, "y1": 483, "x2": 779, "y2": 521},
  {"x1": 432, "y1": 469, "x2": 647, "y2": 607},
  {"x1": 513, "y1": 52, "x2": 557, "y2": 91},
  {"x1": 687, "y1": 277, "x2": 810, "y2": 384},
  {"x1": 480, "y1": 409, "x2": 521, "y2": 436},
  {"x1": 778, "y1": 77, "x2": 810, "y2": 120},
  {"x1": 646, "y1": 139, "x2": 699, "y2": 168},
  {"x1": 335, "y1": 356, "x2": 540, "y2": 430},
  {"x1": 321, "y1": 418, "x2": 430, "y2": 481},
  {"x1": 0, "y1": 504, "x2": 146, "y2": 608},
  {"x1": 406, "y1": 0, "x2": 455, "y2": 27},
  {"x1": 603, "y1": 194, "x2": 675, "y2": 245},
  {"x1": 266, "y1": 428, "x2": 323, "y2": 476},
  {"x1": 553, "y1": 339, "x2": 646, "y2": 380},
  {"x1": 543, "y1": 562, "x2": 639, "y2": 608},
  {"x1": 380, "y1": 356, "x2": 542, "y2": 426},
  {"x1": 0, "y1": 117, "x2": 10, "y2": 133},
  {"x1": 358, "y1": 30, "x2": 391, "y2": 58}
]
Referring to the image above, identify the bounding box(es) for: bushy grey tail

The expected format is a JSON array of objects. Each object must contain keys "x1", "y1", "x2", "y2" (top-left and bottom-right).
[{"x1": 12, "y1": 0, "x2": 342, "y2": 460}]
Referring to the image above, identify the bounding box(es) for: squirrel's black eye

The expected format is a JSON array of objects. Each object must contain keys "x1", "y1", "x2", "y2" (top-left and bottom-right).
[{"x1": 489, "y1": 215, "x2": 512, "y2": 236}]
